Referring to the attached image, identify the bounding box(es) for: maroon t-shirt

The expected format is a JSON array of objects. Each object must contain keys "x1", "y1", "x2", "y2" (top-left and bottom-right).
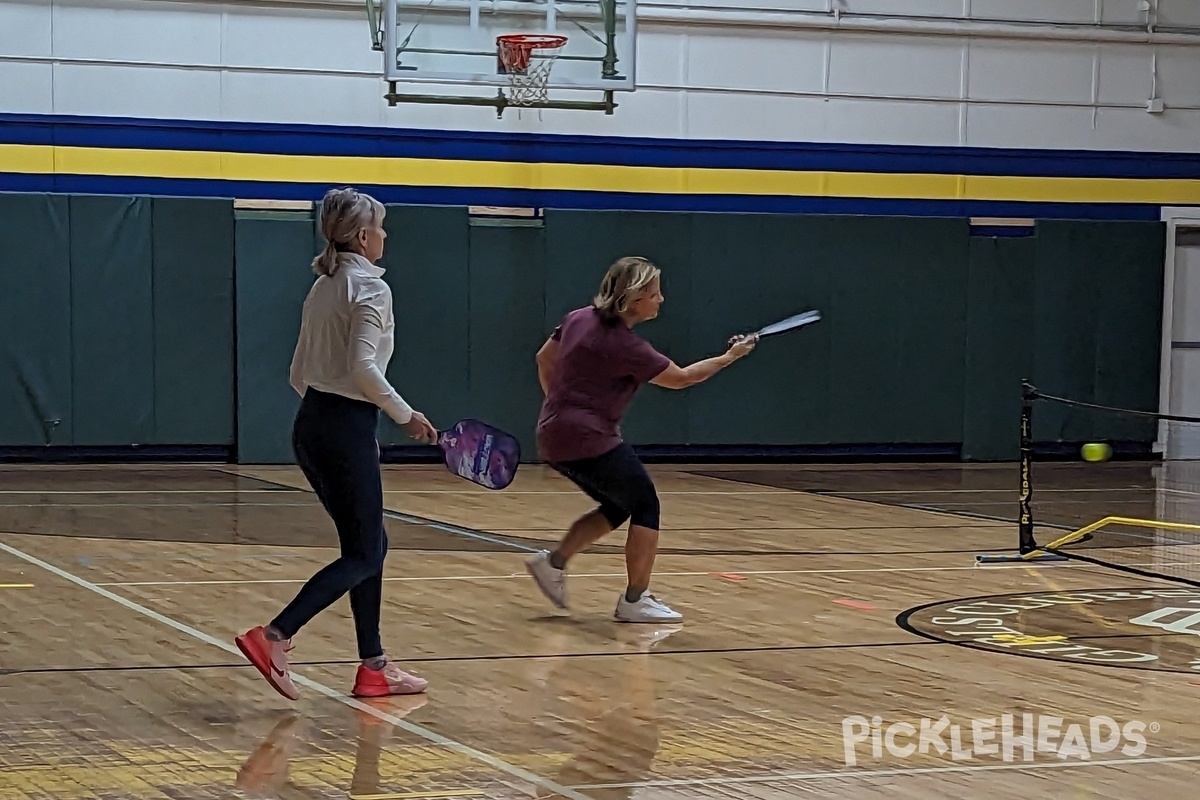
[{"x1": 536, "y1": 306, "x2": 672, "y2": 463}]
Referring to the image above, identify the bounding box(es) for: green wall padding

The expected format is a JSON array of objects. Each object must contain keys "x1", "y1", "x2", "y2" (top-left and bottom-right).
[
  {"x1": 235, "y1": 211, "x2": 319, "y2": 463},
  {"x1": 69, "y1": 195, "x2": 155, "y2": 446},
  {"x1": 0, "y1": 192, "x2": 1169, "y2": 463},
  {"x1": 466, "y1": 224, "x2": 547, "y2": 458},
  {"x1": 378, "y1": 206, "x2": 471, "y2": 448},
  {"x1": 822, "y1": 216, "x2": 970, "y2": 446},
  {"x1": 546, "y1": 212, "x2": 969, "y2": 448},
  {"x1": 0, "y1": 194, "x2": 72, "y2": 445},
  {"x1": 687, "y1": 215, "x2": 837, "y2": 445},
  {"x1": 151, "y1": 198, "x2": 236, "y2": 445},
  {"x1": 544, "y1": 210, "x2": 694, "y2": 446},
  {"x1": 1032, "y1": 221, "x2": 1164, "y2": 445},
  {"x1": 961, "y1": 236, "x2": 1036, "y2": 460}
]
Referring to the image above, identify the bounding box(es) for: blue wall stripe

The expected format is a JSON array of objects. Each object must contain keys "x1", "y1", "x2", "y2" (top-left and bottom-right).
[{"x1": 3, "y1": 112, "x2": 1200, "y2": 180}]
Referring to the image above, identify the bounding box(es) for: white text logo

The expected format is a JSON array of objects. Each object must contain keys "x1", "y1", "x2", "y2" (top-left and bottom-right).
[{"x1": 841, "y1": 714, "x2": 1155, "y2": 766}]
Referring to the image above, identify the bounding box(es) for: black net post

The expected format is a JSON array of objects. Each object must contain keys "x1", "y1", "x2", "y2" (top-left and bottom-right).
[
  {"x1": 1018, "y1": 379, "x2": 1037, "y2": 554},
  {"x1": 978, "y1": 380, "x2": 1072, "y2": 564}
]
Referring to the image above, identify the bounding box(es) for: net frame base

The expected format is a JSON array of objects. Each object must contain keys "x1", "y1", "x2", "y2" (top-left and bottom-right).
[
  {"x1": 976, "y1": 551, "x2": 1070, "y2": 564},
  {"x1": 980, "y1": 378, "x2": 1200, "y2": 571},
  {"x1": 1034, "y1": 515, "x2": 1200, "y2": 587}
]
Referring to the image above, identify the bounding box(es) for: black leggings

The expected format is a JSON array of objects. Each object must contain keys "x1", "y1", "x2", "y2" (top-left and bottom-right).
[
  {"x1": 272, "y1": 388, "x2": 388, "y2": 660},
  {"x1": 550, "y1": 443, "x2": 661, "y2": 530}
]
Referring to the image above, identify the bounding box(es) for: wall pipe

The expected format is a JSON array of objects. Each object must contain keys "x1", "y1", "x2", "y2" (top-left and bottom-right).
[{"x1": 90, "y1": 0, "x2": 1200, "y2": 45}]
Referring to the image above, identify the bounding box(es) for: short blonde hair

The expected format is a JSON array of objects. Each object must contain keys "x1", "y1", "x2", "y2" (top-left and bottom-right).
[
  {"x1": 593, "y1": 256, "x2": 661, "y2": 322},
  {"x1": 311, "y1": 187, "x2": 386, "y2": 276}
]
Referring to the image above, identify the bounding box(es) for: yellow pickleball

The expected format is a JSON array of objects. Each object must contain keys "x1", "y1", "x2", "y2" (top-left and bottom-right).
[{"x1": 1081, "y1": 442, "x2": 1112, "y2": 462}]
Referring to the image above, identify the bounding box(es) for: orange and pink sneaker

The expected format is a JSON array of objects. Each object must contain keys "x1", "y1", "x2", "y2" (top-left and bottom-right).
[
  {"x1": 236, "y1": 626, "x2": 300, "y2": 701},
  {"x1": 351, "y1": 661, "x2": 428, "y2": 698}
]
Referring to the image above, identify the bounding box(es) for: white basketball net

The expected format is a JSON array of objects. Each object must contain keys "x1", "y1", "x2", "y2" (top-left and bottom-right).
[{"x1": 498, "y1": 35, "x2": 568, "y2": 106}]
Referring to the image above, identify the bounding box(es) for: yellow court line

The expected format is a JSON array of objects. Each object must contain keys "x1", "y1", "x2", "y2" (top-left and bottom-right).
[
  {"x1": 5, "y1": 143, "x2": 1200, "y2": 204},
  {"x1": 1041, "y1": 515, "x2": 1200, "y2": 552},
  {"x1": 0, "y1": 583, "x2": 34, "y2": 589}
]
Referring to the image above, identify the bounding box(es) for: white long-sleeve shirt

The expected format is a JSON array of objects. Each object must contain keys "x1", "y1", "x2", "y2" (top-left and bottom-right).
[{"x1": 288, "y1": 252, "x2": 414, "y2": 425}]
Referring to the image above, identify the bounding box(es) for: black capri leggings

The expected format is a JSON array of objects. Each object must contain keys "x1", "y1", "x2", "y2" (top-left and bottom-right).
[
  {"x1": 271, "y1": 388, "x2": 388, "y2": 661},
  {"x1": 550, "y1": 442, "x2": 661, "y2": 530}
]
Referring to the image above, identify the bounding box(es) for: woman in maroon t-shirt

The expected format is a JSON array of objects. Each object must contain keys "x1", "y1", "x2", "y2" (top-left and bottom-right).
[{"x1": 525, "y1": 256, "x2": 758, "y2": 623}]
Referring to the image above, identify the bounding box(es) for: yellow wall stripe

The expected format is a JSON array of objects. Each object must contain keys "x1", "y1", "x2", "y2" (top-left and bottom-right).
[{"x1": 5, "y1": 143, "x2": 1200, "y2": 205}]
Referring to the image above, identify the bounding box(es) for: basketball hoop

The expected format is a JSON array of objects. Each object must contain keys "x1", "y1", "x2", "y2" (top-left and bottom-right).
[{"x1": 496, "y1": 34, "x2": 568, "y2": 106}]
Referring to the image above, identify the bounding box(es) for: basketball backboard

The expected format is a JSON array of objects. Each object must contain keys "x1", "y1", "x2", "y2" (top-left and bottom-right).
[{"x1": 367, "y1": 0, "x2": 637, "y2": 114}]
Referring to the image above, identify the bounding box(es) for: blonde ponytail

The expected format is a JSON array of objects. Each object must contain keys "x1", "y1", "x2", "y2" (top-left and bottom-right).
[
  {"x1": 311, "y1": 187, "x2": 386, "y2": 277},
  {"x1": 311, "y1": 240, "x2": 339, "y2": 277}
]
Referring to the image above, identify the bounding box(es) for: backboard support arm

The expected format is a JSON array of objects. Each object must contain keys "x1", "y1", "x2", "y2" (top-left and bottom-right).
[
  {"x1": 600, "y1": 0, "x2": 618, "y2": 79},
  {"x1": 384, "y1": 84, "x2": 618, "y2": 117}
]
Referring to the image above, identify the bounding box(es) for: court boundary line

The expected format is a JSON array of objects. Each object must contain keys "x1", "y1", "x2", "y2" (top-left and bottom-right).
[
  {"x1": 217, "y1": 468, "x2": 540, "y2": 554},
  {"x1": 0, "y1": 639, "x2": 943, "y2": 676},
  {"x1": 0, "y1": 536, "x2": 1029, "y2": 559},
  {"x1": 4, "y1": 625, "x2": 1190, "y2": 676},
  {"x1": 0, "y1": 502, "x2": 318, "y2": 508},
  {"x1": 813, "y1": 487, "x2": 1200, "y2": 496},
  {"x1": 226, "y1": 466, "x2": 1019, "y2": 557},
  {"x1": 91, "y1": 563, "x2": 1069, "y2": 587},
  {"x1": 227, "y1": 473, "x2": 1010, "y2": 557},
  {"x1": 0, "y1": 489, "x2": 297, "y2": 495},
  {"x1": 691, "y1": 469, "x2": 1080, "y2": 534},
  {"x1": 0, "y1": 488, "x2": 808, "y2": 496},
  {"x1": 0, "y1": 537, "x2": 593, "y2": 800},
  {"x1": 210, "y1": 466, "x2": 1020, "y2": 559},
  {"x1": 6, "y1": 483, "x2": 1184, "y2": 496}
]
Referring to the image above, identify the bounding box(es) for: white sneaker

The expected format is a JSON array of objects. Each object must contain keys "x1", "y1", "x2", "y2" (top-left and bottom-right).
[
  {"x1": 614, "y1": 591, "x2": 683, "y2": 623},
  {"x1": 525, "y1": 550, "x2": 567, "y2": 609}
]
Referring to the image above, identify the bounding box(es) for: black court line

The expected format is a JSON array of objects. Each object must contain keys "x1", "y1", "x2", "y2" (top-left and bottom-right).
[
  {"x1": 0, "y1": 640, "x2": 940, "y2": 676},
  {"x1": 494, "y1": 523, "x2": 1011, "y2": 532},
  {"x1": 0, "y1": 526, "x2": 1018, "y2": 557},
  {"x1": 204, "y1": 467, "x2": 305, "y2": 492},
  {"x1": 901, "y1": 499, "x2": 1154, "y2": 509},
  {"x1": 212, "y1": 468, "x2": 1011, "y2": 557},
  {"x1": 6, "y1": 627, "x2": 1192, "y2": 679},
  {"x1": 897, "y1": 502, "x2": 1074, "y2": 533},
  {"x1": 817, "y1": 487, "x2": 1189, "y2": 495},
  {"x1": 697, "y1": 470, "x2": 1080, "y2": 534},
  {"x1": 215, "y1": 467, "x2": 539, "y2": 553}
]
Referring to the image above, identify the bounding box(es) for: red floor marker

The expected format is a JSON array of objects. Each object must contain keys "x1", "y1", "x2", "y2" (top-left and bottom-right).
[
  {"x1": 834, "y1": 598, "x2": 878, "y2": 611},
  {"x1": 709, "y1": 572, "x2": 747, "y2": 582}
]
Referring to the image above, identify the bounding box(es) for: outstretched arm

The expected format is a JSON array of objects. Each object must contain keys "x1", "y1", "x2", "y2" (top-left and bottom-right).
[{"x1": 650, "y1": 335, "x2": 757, "y2": 390}]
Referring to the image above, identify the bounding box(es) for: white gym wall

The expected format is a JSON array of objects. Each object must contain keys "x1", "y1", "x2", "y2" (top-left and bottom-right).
[
  {"x1": 3, "y1": 0, "x2": 1200, "y2": 150},
  {"x1": 1159, "y1": 214, "x2": 1200, "y2": 458}
]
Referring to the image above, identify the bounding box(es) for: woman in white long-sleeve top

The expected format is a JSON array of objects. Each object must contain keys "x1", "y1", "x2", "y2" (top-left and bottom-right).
[{"x1": 236, "y1": 187, "x2": 438, "y2": 701}]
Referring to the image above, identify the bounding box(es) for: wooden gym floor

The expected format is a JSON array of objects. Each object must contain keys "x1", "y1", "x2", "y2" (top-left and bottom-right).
[{"x1": 1, "y1": 460, "x2": 1199, "y2": 799}]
